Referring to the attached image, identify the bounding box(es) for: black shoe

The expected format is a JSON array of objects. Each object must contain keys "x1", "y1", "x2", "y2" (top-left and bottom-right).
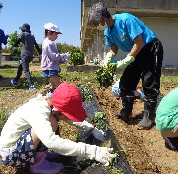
[
  {"x1": 114, "y1": 108, "x2": 132, "y2": 122},
  {"x1": 162, "y1": 135, "x2": 178, "y2": 151}
]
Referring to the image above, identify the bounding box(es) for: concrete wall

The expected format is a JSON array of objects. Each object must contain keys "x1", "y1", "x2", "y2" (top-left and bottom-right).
[
  {"x1": 85, "y1": 0, "x2": 178, "y2": 10},
  {"x1": 141, "y1": 17, "x2": 178, "y2": 67}
]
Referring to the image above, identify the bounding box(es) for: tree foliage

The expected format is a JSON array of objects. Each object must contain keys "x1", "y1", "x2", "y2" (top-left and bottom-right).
[
  {"x1": 34, "y1": 44, "x2": 42, "y2": 56},
  {"x1": 8, "y1": 31, "x2": 22, "y2": 56},
  {"x1": 56, "y1": 43, "x2": 79, "y2": 54},
  {"x1": 69, "y1": 47, "x2": 85, "y2": 65},
  {"x1": 3, "y1": 31, "x2": 82, "y2": 58}
]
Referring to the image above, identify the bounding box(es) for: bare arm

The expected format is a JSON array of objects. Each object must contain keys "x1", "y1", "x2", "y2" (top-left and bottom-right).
[
  {"x1": 129, "y1": 34, "x2": 144, "y2": 58},
  {"x1": 110, "y1": 45, "x2": 118, "y2": 56}
]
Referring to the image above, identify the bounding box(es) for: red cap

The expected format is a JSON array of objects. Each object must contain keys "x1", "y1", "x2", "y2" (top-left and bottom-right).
[{"x1": 52, "y1": 83, "x2": 86, "y2": 122}]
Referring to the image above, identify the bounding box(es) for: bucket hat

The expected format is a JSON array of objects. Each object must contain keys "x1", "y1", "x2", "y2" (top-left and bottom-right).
[
  {"x1": 44, "y1": 22, "x2": 62, "y2": 34},
  {"x1": 52, "y1": 83, "x2": 86, "y2": 122}
]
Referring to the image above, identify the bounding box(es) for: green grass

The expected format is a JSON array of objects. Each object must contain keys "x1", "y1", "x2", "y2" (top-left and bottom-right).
[
  {"x1": 161, "y1": 75, "x2": 178, "y2": 84},
  {"x1": 0, "y1": 113, "x2": 6, "y2": 131}
]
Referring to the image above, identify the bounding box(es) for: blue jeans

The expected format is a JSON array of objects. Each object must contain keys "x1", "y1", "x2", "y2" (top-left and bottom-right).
[
  {"x1": 42, "y1": 70, "x2": 59, "y2": 78},
  {"x1": 14, "y1": 55, "x2": 34, "y2": 84}
]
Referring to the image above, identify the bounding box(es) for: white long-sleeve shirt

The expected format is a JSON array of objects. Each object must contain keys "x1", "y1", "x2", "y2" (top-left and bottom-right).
[{"x1": 0, "y1": 95, "x2": 94, "y2": 157}]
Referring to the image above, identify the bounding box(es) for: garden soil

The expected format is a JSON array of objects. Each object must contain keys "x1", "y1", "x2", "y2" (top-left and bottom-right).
[{"x1": 0, "y1": 66, "x2": 178, "y2": 173}]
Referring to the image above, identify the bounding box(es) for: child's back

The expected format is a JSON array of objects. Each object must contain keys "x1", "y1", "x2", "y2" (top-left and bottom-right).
[{"x1": 20, "y1": 31, "x2": 36, "y2": 57}]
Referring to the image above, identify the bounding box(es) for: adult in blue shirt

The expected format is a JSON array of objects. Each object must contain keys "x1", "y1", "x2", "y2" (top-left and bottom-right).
[
  {"x1": 0, "y1": 29, "x2": 8, "y2": 79},
  {"x1": 88, "y1": 2, "x2": 164, "y2": 130}
]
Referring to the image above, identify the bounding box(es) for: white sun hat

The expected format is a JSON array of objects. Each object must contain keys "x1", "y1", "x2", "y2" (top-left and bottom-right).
[{"x1": 44, "y1": 22, "x2": 62, "y2": 34}]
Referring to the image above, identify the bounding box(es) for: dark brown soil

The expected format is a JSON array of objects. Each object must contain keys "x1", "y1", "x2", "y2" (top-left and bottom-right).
[
  {"x1": 0, "y1": 66, "x2": 178, "y2": 174},
  {"x1": 93, "y1": 84, "x2": 178, "y2": 174}
]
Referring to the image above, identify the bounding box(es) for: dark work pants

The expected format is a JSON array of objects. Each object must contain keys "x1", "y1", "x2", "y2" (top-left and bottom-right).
[
  {"x1": 14, "y1": 55, "x2": 34, "y2": 84},
  {"x1": 120, "y1": 39, "x2": 164, "y2": 98}
]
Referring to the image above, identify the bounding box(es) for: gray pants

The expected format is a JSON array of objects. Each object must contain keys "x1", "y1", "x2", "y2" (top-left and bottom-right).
[{"x1": 14, "y1": 55, "x2": 33, "y2": 84}]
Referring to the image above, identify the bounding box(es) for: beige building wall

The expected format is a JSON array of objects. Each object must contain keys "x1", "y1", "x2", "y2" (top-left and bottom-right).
[{"x1": 141, "y1": 17, "x2": 178, "y2": 67}]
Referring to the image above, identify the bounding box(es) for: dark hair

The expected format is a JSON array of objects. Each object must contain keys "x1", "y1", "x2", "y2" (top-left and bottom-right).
[
  {"x1": 45, "y1": 29, "x2": 55, "y2": 37},
  {"x1": 101, "y1": 7, "x2": 111, "y2": 19}
]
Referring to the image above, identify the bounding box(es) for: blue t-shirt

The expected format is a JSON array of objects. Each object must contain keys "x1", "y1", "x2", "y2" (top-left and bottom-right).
[
  {"x1": 0, "y1": 29, "x2": 7, "y2": 50},
  {"x1": 104, "y1": 13, "x2": 157, "y2": 52}
]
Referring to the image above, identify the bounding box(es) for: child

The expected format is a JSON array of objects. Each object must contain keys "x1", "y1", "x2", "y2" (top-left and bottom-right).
[
  {"x1": 0, "y1": 83, "x2": 114, "y2": 174},
  {"x1": 156, "y1": 87, "x2": 178, "y2": 151},
  {"x1": 41, "y1": 22, "x2": 71, "y2": 94},
  {"x1": 11, "y1": 23, "x2": 41, "y2": 90},
  {"x1": 112, "y1": 79, "x2": 145, "y2": 100}
]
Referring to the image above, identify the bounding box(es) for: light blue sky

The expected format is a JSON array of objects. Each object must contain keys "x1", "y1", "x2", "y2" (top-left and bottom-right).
[{"x1": 0, "y1": 0, "x2": 81, "y2": 47}]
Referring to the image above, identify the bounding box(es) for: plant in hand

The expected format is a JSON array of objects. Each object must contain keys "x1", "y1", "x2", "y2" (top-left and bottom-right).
[{"x1": 95, "y1": 63, "x2": 117, "y2": 88}]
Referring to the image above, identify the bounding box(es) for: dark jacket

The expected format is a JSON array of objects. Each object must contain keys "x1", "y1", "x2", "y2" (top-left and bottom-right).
[{"x1": 14, "y1": 31, "x2": 41, "y2": 57}]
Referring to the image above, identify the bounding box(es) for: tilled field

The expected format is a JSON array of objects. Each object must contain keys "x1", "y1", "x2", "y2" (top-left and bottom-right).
[{"x1": 0, "y1": 73, "x2": 178, "y2": 173}]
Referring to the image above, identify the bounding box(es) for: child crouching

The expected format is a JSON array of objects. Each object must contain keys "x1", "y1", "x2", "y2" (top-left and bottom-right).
[{"x1": 0, "y1": 83, "x2": 114, "y2": 174}]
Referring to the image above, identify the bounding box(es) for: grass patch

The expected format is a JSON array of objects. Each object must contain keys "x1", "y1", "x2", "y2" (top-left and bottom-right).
[
  {"x1": 161, "y1": 75, "x2": 178, "y2": 84},
  {"x1": 0, "y1": 113, "x2": 6, "y2": 132}
]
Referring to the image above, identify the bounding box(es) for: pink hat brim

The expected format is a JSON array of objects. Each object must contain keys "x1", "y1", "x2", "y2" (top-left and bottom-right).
[{"x1": 56, "y1": 31, "x2": 62, "y2": 34}]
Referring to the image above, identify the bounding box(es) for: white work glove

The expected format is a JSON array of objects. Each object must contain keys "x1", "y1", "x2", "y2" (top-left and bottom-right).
[
  {"x1": 60, "y1": 53, "x2": 71, "y2": 63},
  {"x1": 85, "y1": 144, "x2": 115, "y2": 166},
  {"x1": 65, "y1": 52, "x2": 71, "y2": 61},
  {"x1": 13, "y1": 47, "x2": 17, "y2": 52},
  {"x1": 92, "y1": 127, "x2": 106, "y2": 141},
  {"x1": 117, "y1": 54, "x2": 135, "y2": 70},
  {"x1": 69, "y1": 120, "x2": 106, "y2": 141},
  {"x1": 103, "y1": 52, "x2": 115, "y2": 66}
]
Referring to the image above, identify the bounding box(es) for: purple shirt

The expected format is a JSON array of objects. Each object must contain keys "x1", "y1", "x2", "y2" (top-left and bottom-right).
[{"x1": 41, "y1": 38, "x2": 65, "y2": 72}]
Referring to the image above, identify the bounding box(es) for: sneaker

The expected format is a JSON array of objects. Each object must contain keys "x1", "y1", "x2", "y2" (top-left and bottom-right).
[
  {"x1": 11, "y1": 79, "x2": 18, "y2": 86},
  {"x1": 28, "y1": 84, "x2": 36, "y2": 90}
]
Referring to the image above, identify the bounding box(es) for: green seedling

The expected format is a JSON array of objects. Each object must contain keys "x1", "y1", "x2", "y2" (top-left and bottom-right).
[
  {"x1": 95, "y1": 63, "x2": 117, "y2": 88},
  {"x1": 101, "y1": 140, "x2": 111, "y2": 148},
  {"x1": 94, "y1": 112, "x2": 108, "y2": 130},
  {"x1": 78, "y1": 83, "x2": 94, "y2": 102}
]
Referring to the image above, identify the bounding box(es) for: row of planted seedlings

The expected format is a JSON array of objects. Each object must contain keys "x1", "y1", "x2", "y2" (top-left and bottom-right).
[{"x1": 73, "y1": 82, "x2": 133, "y2": 174}]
